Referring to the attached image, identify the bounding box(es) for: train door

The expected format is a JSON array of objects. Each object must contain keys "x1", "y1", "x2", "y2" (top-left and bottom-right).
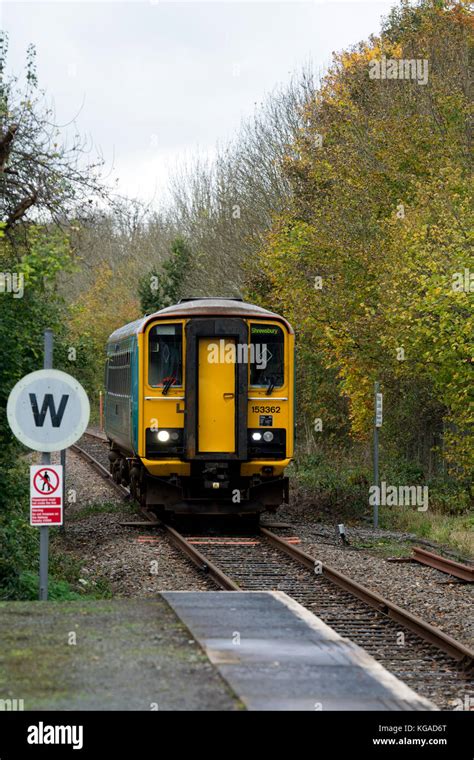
[
  {"x1": 185, "y1": 318, "x2": 248, "y2": 459},
  {"x1": 198, "y1": 337, "x2": 236, "y2": 453}
]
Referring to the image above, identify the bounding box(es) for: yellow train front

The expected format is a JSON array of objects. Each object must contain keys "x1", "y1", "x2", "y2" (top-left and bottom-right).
[{"x1": 104, "y1": 298, "x2": 294, "y2": 517}]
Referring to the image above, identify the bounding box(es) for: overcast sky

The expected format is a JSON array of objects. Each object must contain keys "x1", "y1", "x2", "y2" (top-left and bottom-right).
[{"x1": 1, "y1": 1, "x2": 393, "y2": 206}]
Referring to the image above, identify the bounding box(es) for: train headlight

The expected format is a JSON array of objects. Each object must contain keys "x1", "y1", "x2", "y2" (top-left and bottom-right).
[
  {"x1": 263, "y1": 431, "x2": 274, "y2": 442},
  {"x1": 252, "y1": 432, "x2": 262, "y2": 441},
  {"x1": 146, "y1": 428, "x2": 183, "y2": 456}
]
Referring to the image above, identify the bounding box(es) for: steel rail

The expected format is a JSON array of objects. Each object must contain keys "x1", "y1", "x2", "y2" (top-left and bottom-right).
[
  {"x1": 163, "y1": 525, "x2": 240, "y2": 591},
  {"x1": 70, "y1": 443, "x2": 128, "y2": 498},
  {"x1": 260, "y1": 527, "x2": 474, "y2": 669},
  {"x1": 72, "y1": 441, "x2": 238, "y2": 589},
  {"x1": 83, "y1": 428, "x2": 108, "y2": 442},
  {"x1": 413, "y1": 546, "x2": 474, "y2": 583}
]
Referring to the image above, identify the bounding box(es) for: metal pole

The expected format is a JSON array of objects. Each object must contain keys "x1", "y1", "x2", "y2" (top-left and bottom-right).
[
  {"x1": 373, "y1": 381, "x2": 379, "y2": 529},
  {"x1": 60, "y1": 447, "x2": 66, "y2": 534},
  {"x1": 44, "y1": 329, "x2": 53, "y2": 370},
  {"x1": 39, "y1": 329, "x2": 53, "y2": 601}
]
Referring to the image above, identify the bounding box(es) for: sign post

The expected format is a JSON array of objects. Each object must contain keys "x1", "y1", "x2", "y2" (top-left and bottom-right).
[
  {"x1": 373, "y1": 382, "x2": 383, "y2": 529},
  {"x1": 60, "y1": 447, "x2": 66, "y2": 535},
  {"x1": 6, "y1": 329, "x2": 90, "y2": 600},
  {"x1": 40, "y1": 329, "x2": 53, "y2": 600}
]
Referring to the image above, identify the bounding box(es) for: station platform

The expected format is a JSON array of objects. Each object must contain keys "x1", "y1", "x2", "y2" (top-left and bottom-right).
[
  {"x1": 0, "y1": 592, "x2": 435, "y2": 711},
  {"x1": 164, "y1": 591, "x2": 435, "y2": 711}
]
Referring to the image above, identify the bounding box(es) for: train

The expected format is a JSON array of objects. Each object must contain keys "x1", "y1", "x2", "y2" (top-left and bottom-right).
[{"x1": 104, "y1": 297, "x2": 295, "y2": 518}]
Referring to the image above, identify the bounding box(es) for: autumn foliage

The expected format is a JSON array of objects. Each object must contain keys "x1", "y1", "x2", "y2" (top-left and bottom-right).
[{"x1": 247, "y1": 0, "x2": 472, "y2": 478}]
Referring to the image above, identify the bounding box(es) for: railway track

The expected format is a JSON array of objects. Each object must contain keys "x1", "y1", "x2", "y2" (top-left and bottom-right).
[
  {"x1": 71, "y1": 431, "x2": 474, "y2": 709},
  {"x1": 71, "y1": 440, "x2": 126, "y2": 496},
  {"x1": 412, "y1": 546, "x2": 474, "y2": 583}
]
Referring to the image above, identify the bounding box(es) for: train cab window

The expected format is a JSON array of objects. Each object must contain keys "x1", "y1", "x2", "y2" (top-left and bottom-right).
[
  {"x1": 149, "y1": 323, "x2": 183, "y2": 388},
  {"x1": 249, "y1": 324, "x2": 284, "y2": 389}
]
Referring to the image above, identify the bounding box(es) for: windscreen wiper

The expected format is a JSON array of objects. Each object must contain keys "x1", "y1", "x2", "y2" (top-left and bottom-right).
[
  {"x1": 162, "y1": 377, "x2": 175, "y2": 395},
  {"x1": 265, "y1": 376, "x2": 275, "y2": 396}
]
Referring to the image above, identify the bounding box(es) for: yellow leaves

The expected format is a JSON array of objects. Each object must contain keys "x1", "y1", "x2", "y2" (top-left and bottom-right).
[
  {"x1": 249, "y1": 0, "x2": 472, "y2": 468},
  {"x1": 68, "y1": 261, "x2": 140, "y2": 351},
  {"x1": 366, "y1": 44, "x2": 382, "y2": 62}
]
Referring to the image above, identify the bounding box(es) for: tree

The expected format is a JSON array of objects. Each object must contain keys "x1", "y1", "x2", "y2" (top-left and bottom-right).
[
  {"x1": 249, "y1": 0, "x2": 472, "y2": 477},
  {"x1": 138, "y1": 237, "x2": 191, "y2": 313},
  {"x1": 0, "y1": 32, "x2": 108, "y2": 239},
  {"x1": 0, "y1": 227, "x2": 73, "y2": 597},
  {"x1": 0, "y1": 35, "x2": 112, "y2": 597},
  {"x1": 167, "y1": 69, "x2": 315, "y2": 295}
]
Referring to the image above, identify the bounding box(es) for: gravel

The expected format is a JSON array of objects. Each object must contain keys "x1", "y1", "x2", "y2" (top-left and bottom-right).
[
  {"x1": 60, "y1": 440, "x2": 473, "y2": 651},
  {"x1": 53, "y1": 448, "x2": 218, "y2": 596},
  {"x1": 270, "y1": 512, "x2": 474, "y2": 649}
]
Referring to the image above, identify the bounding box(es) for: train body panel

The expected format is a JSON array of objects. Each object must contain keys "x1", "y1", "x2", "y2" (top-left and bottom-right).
[
  {"x1": 104, "y1": 298, "x2": 295, "y2": 515},
  {"x1": 104, "y1": 333, "x2": 136, "y2": 455}
]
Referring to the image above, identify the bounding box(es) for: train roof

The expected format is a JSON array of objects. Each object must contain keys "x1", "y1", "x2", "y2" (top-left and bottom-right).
[{"x1": 106, "y1": 298, "x2": 294, "y2": 345}]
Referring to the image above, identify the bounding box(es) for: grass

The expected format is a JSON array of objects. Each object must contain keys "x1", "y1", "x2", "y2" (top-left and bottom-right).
[
  {"x1": 351, "y1": 536, "x2": 413, "y2": 558},
  {"x1": 65, "y1": 500, "x2": 124, "y2": 521},
  {"x1": 1, "y1": 528, "x2": 113, "y2": 601},
  {"x1": 9, "y1": 569, "x2": 111, "y2": 601},
  {"x1": 293, "y1": 446, "x2": 473, "y2": 559},
  {"x1": 50, "y1": 550, "x2": 112, "y2": 599},
  {"x1": 380, "y1": 507, "x2": 474, "y2": 557},
  {"x1": 31, "y1": 498, "x2": 135, "y2": 599}
]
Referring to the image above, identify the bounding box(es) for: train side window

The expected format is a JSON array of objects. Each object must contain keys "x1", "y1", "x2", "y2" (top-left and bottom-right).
[
  {"x1": 249, "y1": 324, "x2": 284, "y2": 389},
  {"x1": 149, "y1": 323, "x2": 183, "y2": 387},
  {"x1": 107, "y1": 349, "x2": 131, "y2": 396}
]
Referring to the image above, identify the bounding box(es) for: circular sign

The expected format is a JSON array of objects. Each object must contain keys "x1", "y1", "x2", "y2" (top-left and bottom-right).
[
  {"x1": 33, "y1": 467, "x2": 60, "y2": 495},
  {"x1": 7, "y1": 369, "x2": 90, "y2": 451}
]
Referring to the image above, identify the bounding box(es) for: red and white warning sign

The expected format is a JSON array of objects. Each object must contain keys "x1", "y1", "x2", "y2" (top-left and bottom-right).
[{"x1": 30, "y1": 465, "x2": 63, "y2": 526}]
